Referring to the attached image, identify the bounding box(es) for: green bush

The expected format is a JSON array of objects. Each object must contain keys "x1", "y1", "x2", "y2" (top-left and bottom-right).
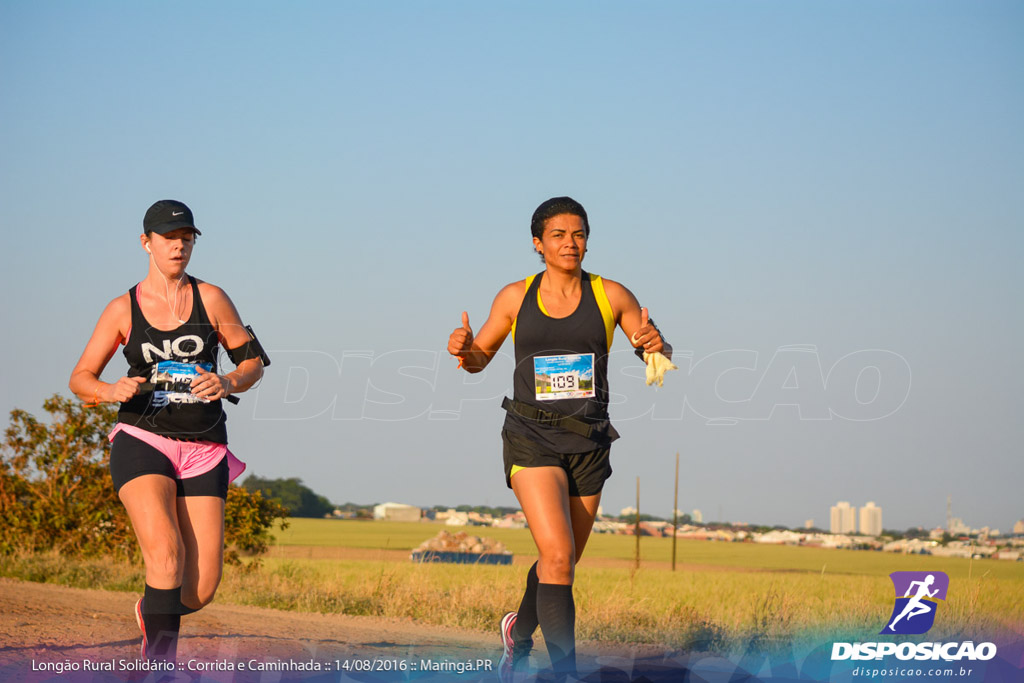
[{"x1": 1, "y1": 394, "x2": 287, "y2": 563}]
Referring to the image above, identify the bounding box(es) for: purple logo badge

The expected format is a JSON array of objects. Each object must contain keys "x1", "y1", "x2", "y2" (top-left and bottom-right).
[{"x1": 881, "y1": 571, "x2": 949, "y2": 635}]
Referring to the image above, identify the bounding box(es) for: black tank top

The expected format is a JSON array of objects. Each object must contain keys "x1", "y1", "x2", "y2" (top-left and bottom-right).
[
  {"x1": 502, "y1": 271, "x2": 619, "y2": 452},
  {"x1": 117, "y1": 276, "x2": 228, "y2": 443}
]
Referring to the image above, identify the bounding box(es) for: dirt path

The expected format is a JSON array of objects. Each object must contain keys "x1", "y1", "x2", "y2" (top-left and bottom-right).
[{"x1": 0, "y1": 578, "x2": 690, "y2": 683}]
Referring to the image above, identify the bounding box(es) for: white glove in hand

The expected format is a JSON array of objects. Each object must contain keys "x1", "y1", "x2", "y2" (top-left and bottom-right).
[{"x1": 642, "y1": 351, "x2": 677, "y2": 387}]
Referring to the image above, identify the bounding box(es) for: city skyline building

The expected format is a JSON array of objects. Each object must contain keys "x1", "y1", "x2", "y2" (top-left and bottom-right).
[
  {"x1": 949, "y1": 517, "x2": 971, "y2": 535},
  {"x1": 859, "y1": 501, "x2": 883, "y2": 536},
  {"x1": 830, "y1": 501, "x2": 857, "y2": 534}
]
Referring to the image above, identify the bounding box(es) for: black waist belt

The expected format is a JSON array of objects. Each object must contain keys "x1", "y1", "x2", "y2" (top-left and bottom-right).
[{"x1": 501, "y1": 397, "x2": 600, "y2": 440}]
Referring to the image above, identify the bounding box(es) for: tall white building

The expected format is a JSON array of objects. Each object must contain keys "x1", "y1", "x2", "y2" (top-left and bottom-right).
[
  {"x1": 692, "y1": 509, "x2": 703, "y2": 523},
  {"x1": 859, "y1": 501, "x2": 882, "y2": 536},
  {"x1": 830, "y1": 501, "x2": 856, "y2": 534},
  {"x1": 949, "y1": 517, "x2": 971, "y2": 535}
]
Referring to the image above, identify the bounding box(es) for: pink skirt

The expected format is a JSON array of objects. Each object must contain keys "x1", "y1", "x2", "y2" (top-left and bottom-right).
[{"x1": 109, "y1": 423, "x2": 246, "y2": 482}]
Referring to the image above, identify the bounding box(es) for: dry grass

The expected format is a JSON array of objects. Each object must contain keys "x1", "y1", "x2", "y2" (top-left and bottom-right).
[{"x1": 3, "y1": 534, "x2": 1022, "y2": 653}]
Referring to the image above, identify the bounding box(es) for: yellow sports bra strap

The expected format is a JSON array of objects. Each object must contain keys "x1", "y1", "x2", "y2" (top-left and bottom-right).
[
  {"x1": 511, "y1": 274, "x2": 537, "y2": 343},
  {"x1": 590, "y1": 273, "x2": 615, "y2": 349}
]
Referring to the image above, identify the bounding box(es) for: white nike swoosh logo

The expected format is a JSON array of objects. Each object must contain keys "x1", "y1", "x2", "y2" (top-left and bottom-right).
[{"x1": 172, "y1": 211, "x2": 184, "y2": 216}]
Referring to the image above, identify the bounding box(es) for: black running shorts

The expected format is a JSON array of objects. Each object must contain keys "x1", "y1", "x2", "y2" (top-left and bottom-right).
[
  {"x1": 502, "y1": 428, "x2": 612, "y2": 497},
  {"x1": 110, "y1": 431, "x2": 230, "y2": 499}
]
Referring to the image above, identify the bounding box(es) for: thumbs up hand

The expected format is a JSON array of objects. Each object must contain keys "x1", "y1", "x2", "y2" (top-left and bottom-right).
[
  {"x1": 630, "y1": 306, "x2": 664, "y2": 355},
  {"x1": 448, "y1": 311, "x2": 475, "y2": 363}
]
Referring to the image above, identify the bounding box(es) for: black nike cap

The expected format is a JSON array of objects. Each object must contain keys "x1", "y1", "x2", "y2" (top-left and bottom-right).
[{"x1": 143, "y1": 199, "x2": 202, "y2": 236}]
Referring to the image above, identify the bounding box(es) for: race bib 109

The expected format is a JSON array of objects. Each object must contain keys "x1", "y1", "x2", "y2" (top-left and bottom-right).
[{"x1": 534, "y1": 353, "x2": 595, "y2": 401}]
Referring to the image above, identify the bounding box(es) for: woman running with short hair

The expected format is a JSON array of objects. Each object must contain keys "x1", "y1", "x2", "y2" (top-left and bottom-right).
[
  {"x1": 447, "y1": 196, "x2": 671, "y2": 680},
  {"x1": 69, "y1": 200, "x2": 267, "y2": 662}
]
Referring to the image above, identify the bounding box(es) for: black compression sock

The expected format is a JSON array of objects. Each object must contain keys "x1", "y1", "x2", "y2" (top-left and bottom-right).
[
  {"x1": 512, "y1": 562, "x2": 539, "y2": 647},
  {"x1": 142, "y1": 585, "x2": 182, "y2": 661},
  {"x1": 536, "y1": 582, "x2": 576, "y2": 676},
  {"x1": 178, "y1": 601, "x2": 200, "y2": 616}
]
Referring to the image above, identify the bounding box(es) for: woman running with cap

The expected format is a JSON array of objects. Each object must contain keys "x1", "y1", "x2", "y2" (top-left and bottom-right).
[
  {"x1": 69, "y1": 200, "x2": 266, "y2": 662},
  {"x1": 447, "y1": 196, "x2": 671, "y2": 680}
]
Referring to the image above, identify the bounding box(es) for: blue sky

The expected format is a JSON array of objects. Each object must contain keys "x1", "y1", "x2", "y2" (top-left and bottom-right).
[{"x1": 2, "y1": 2, "x2": 1022, "y2": 531}]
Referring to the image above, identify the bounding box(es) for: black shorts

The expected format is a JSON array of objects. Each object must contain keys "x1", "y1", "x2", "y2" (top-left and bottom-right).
[
  {"x1": 502, "y1": 429, "x2": 612, "y2": 497},
  {"x1": 109, "y1": 432, "x2": 230, "y2": 499}
]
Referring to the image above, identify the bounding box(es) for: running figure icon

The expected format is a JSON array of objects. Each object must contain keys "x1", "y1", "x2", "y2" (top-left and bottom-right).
[
  {"x1": 887, "y1": 574, "x2": 938, "y2": 631},
  {"x1": 881, "y1": 571, "x2": 949, "y2": 635}
]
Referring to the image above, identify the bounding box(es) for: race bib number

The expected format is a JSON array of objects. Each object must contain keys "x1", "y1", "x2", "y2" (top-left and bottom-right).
[
  {"x1": 150, "y1": 361, "x2": 213, "y2": 407},
  {"x1": 534, "y1": 353, "x2": 595, "y2": 401}
]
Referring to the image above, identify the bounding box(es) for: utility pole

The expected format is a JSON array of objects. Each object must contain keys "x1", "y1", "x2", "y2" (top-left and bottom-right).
[
  {"x1": 634, "y1": 476, "x2": 641, "y2": 570},
  {"x1": 672, "y1": 452, "x2": 679, "y2": 571}
]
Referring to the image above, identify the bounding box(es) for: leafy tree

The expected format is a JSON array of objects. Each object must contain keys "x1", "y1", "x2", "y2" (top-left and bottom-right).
[
  {"x1": 1, "y1": 397, "x2": 131, "y2": 557},
  {"x1": 223, "y1": 486, "x2": 289, "y2": 566},
  {"x1": 241, "y1": 475, "x2": 333, "y2": 518},
  {"x1": 1, "y1": 395, "x2": 287, "y2": 561}
]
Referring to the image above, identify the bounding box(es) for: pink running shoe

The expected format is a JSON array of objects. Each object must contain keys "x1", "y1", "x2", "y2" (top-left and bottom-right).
[
  {"x1": 499, "y1": 611, "x2": 532, "y2": 681},
  {"x1": 134, "y1": 598, "x2": 148, "y2": 660}
]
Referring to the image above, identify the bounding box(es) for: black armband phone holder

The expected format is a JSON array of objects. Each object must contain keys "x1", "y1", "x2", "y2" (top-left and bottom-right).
[{"x1": 227, "y1": 325, "x2": 271, "y2": 367}]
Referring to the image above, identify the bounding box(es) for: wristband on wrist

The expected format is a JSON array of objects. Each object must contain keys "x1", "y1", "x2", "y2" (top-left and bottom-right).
[{"x1": 83, "y1": 383, "x2": 103, "y2": 408}]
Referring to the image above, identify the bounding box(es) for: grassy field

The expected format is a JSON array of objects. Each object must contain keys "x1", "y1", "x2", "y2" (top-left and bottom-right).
[
  {"x1": 276, "y1": 518, "x2": 1024, "y2": 581},
  {"x1": 256, "y1": 518, "x2": 1024, "y2": 648},
  {"x1": 3, "y1": 518, "x2": 1021, "y2": 652}
]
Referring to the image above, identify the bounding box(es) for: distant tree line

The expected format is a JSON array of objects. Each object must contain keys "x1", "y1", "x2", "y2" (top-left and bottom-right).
[
  {"x1": 431, "y1": 504, "x2": 521, "y2": 518},
  {"x1": 332, "y1": 501, "x2": 375, "y2": 518},
  {"x1": 883, "y1": 527, "x2": 931, "y2": 540},
  {"x1": 619, "y1": 513, "x2": 674, "y2": 525},
  {"x1": 241, "y1": 475, "x2": 334, "y2": 518}
]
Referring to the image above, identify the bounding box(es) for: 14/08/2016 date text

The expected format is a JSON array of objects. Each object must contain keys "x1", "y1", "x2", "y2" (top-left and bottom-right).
[{"x1": 338, "y1": 659, "x2": 493, "y2": 674}]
